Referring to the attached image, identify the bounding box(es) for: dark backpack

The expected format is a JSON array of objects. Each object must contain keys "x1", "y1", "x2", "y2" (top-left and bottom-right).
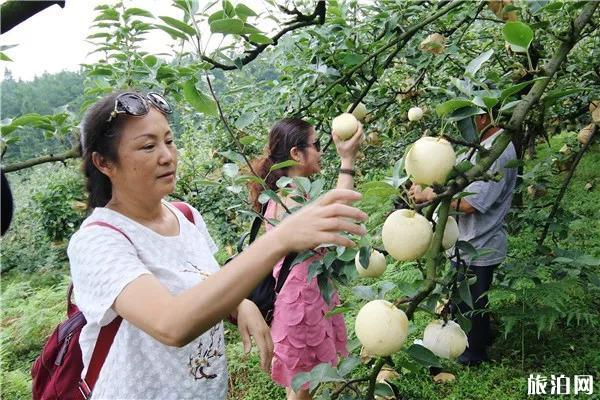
[
  {"x1": 226, "y1": 204, "x2": 297, "y2": 325},
  {"x1": 31, "y1": 202, "x2": 194, "y2": 400}
]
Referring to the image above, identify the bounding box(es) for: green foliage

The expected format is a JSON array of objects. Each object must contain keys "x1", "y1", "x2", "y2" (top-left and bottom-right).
[
  {"x1": 2, "y1": 1, "x2": 600, "y2": 399},
  {"x1": 1, "y1": 272, "x2": 69, "y2": 397},
  {"x1": 32, "y1": 166, "x2": 87, "y2": 242},
  {"x1": 0, "y1": 71, "x2": 84, "y2": 163}
]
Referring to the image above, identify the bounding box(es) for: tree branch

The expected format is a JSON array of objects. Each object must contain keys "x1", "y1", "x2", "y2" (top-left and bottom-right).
[
  {"x1": 538, "y1": 124, "x2": 597, "y2": 246},
  {"x1": 443, "y1": 0, "x2": 599, "y2": 198},
  {"x1": 2, "y1": 146, "x2": 79, "y2": 173},
  {"x1": 365, "y1": 358, "x2": 386, "y2": 400},
  {"x1": 0, "y1": 0, "x2": 64, "y2": 34},
  {"x1": 201, "y1": 1, "x2": 326, "y2": 70},
  {"x1": 406, "y1": 201, "x2": 451, "y2": 319},
  {"x1": 295, "y1": 0, "x2": 466, "y2": 115}
]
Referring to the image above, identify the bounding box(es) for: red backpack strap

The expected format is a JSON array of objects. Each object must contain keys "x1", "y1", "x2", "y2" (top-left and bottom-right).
[
  {"x1": 76, "y1": 221, "x2": 132, "y2": 398},
  {"x1": 171, "y1": 201, "x2": 195, "y2": 224},
  {"x1": 79, "y1": 318, "x2": 122, "y2": 398}
]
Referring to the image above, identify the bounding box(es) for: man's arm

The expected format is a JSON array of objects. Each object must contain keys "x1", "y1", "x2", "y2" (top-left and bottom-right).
[{"x1": 409, "y1": 185, "x2": 476, "y2": 214}]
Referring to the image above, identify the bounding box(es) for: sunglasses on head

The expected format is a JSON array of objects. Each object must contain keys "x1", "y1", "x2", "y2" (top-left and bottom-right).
[{"x1": 107, "y1": 92, "x2": 173, "y2": 122}]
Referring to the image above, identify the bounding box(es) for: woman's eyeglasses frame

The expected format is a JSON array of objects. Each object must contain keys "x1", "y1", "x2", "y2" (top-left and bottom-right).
[{"x1": 107, "y1": 92, "x2": 173, "y2": 122}]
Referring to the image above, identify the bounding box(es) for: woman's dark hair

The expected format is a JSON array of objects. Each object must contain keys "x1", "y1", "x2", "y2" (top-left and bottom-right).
[
  {"x1": 248, "y1": 118, "x2": 314, "y2": 212},
  {"x1": 80, "y1": 91, "x2": 130, "y2": 209}
]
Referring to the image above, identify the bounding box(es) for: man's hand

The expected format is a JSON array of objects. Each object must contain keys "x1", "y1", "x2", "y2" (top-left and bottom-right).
[
  {"x1": 235, "y1": 299, "x2": 273, "y2": 372},
  {"x1": 409, "y1": 184, "x2": 436, "y2": 203}
]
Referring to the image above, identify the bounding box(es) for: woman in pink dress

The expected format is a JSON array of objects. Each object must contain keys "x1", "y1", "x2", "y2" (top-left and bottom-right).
[{"x1": 249, "y1": 118, "x2": 364, "y2": 400}]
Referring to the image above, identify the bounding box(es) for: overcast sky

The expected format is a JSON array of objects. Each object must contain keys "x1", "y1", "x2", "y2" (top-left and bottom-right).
[{"x1": 0, "y1": 0, "x2": 276, "y2": 82}]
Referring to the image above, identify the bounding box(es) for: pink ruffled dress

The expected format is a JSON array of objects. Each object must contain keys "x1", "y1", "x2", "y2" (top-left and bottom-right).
[{"x1": 265, "y1": 200, "x2": 348, "y2": 388}]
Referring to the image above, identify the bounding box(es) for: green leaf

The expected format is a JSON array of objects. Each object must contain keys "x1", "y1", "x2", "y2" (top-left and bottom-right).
[
  {"x1": 219, "y1": 150, "x2": 245, "y2": 164},
  {"x1": 239, "y1": 136, "x2": 256, "y2": 146},
  {"x1": 456, "y1": 240, "x2": 478, "y2": 257},
  {"x1": 10, "y1": 113, "x2": 46, "y2": 127},
  {"x1": 182, "y1": 80, "x2": 217, "y2": 116},
  {"x1": 291, "y1": 372, "x2": 312, "y2": 393},
  {"x1": 352, "y1": 285, "x2": 377, "y2": 301},
  {"x1": 208, "y1": 10, "x2": 226, "y2": 23},
  {"x1": 270, "y1": 160, "x2": 299, "y2": 172},
  {"x1": 503, "y1": 21, "x2": 534, "y2": 52},
  {"x1": 338, "y1": 356, "x2": 361, "y2": 377},
  {"x1": 451, "y1": 78, "x2": 473, "y2": 96},
  {"x1": 456, "y1": 116, "x2": 478, "y2": 143},
  {"x1": 542, "y1": 87, "x2": 587, "y2": 107},
  {"x1": 378, "y1": 281, "x2": 396, "y2": 299},
  {"x1": 436, "y1": 99, "x2": 476, "y2": 117},
  {"x1": 307, "y1": 261, "x2": 324, "y2": 283},
  {"x1": 222, "y1": 0, "x2": 235, "y2": 16},
  {"x1": 454, "y1": 159, "x2": 474, "y2": 174},
  {"x1": 482, "y1": 96, "x2": 499, "y2": 108},
  {"x1": 552, "y1": 257, "x2": 573, "y2": 264},
  {"x1": 143, "y1": 55, "x2": 158, "y2": 67},
  {"x1": 405, "y1": 344, "x2": 441, "y2": 367},
  {"x1": 241, "y1": 23, "x2": 261, "y2": 34},
  {"x1": 499, "y1": 80, "x2": 537, "y2": 101},
  {"x1": 234, "y1": 112, "x2": 256, "y2": 129},
  {"x1": 324, "y1": 304, "x2": 352, "y2": 318},
  {"x1": 337, "y1": 247, "x2": 358, "y2": 262},
  {"x1": 0, "y1": 44, "x2": 17, "y2": 52},
  {"x1": 123, "y1": 7, "x2": 154, "y2": 20},
  {"x1": 159, "y1": 16, "x2": 197, "y2": 36},
  {"x1": 458, "y1": 279, "x2": 473, "y2": 309},
  {"x1": 317, "y1": 274, "x2": 335, "y2": 305},
  {"x1": 342, "y1": 53, "x2": 364, "y2": 66},
  {"x1": 235, "y1": 4, "x2": 257, "y2": 19},
  {"x1": 500, "y1": 100, "x2": 522, "y2": 113},
  {"x1": 94, "y1": 8, "x2": 119, "y2": 21},
  {"x1": 455, "y1": 310, "x2": 472, "y2": 333},
  {"x1": 375, "y1": 382, "x2": 395, "y2": 397},
  {"x1": 448, "y1": 106, "x2": 485, "y2": 122},
  {"x1": 248, "y1": 33, "x2": 273, "y2": 45},
  {"x1": 276, "y1": 176, "x2": 293, "y2": 188},
  {"x1": 587, "y1": 272, "x2": 600, "y2": 288},
  {"x1": 210, "y1": 18, "x2": 245, "y2": 34},
  {"x1": 222, "y1": 163, "x2": 239, "y2": 178},
  {"x1": 575, "y1": 255, "x2": 600, "y2": 267},
  {"x1": 359, "y1": 246, "x2": 371, "y2": 270},
  {"x1": 154, "y1": 24, "x2": 188, "y2": 40},
  {"x1": 0, "y1": 52, "x2": 13, "y2": 62},
  {"x1": 465, "y1": 49, "x2": 494, "y2": 76},
  {"x1": 308, "y1": 363, "x2": 344, "y2": 392}
]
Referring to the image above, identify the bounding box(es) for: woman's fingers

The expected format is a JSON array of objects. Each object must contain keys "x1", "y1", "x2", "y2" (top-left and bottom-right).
[
  {"x1": 320, "y1": 218, "x2": 366, "y2": 236},
  {"x1": 349, "y1": 124, "x2": 364, "y2": 145},
  {"x1": 319, "y1": 203, "x2": 367, "y2": 222},
  {"x1": 317, "y1": 189, "x2": 363, "y2": 206},
  {"x1": 254, "y1": 327, "x2": 273, "y2": 372},
  {"x1": 240, "y1": 325, "x2": 252, "y2": 354},
  {"x1": 317, "y1": 232, "x2": 358, "y2": 248}
]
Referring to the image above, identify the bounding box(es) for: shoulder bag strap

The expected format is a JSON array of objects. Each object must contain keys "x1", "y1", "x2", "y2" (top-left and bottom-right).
[
  {"x1": 78, "y1": 220, "x2": 133, "y2": 398},
  {"x1": 170, "y1": 201, "x2": 195, "y2": 224}
]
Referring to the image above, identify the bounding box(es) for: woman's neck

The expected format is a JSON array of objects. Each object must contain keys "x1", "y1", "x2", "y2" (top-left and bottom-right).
[{"x1": 105, "y1": 192, "x2": 164, "y2": 223}]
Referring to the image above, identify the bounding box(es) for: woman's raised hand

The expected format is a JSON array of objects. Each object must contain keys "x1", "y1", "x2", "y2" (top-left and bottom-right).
[
  {"x1": 275, "y1": 189, "x2": 367, "y2": 252},
  {"x1": 333, "y1": 122, "x2": 364, "y2": 163}
]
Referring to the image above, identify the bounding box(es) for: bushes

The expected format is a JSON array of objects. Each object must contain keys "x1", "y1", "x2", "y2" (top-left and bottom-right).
[{"x1": 32, "y1": 166, "x2": 87, "y2": 243}]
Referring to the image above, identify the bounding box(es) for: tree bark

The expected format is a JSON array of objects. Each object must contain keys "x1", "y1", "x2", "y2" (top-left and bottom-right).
[{"x1": 2, "y1": 146, "x2": 80, "y2": 173}]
